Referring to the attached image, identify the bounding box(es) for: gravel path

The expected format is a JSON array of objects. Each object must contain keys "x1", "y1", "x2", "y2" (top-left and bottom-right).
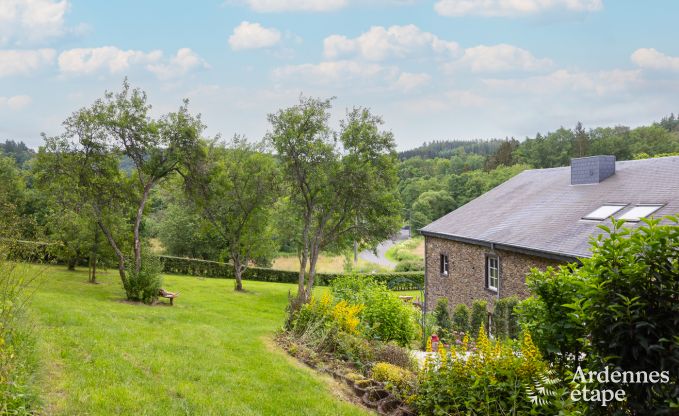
[{"x1": 358, "y1": 228, "x2": 410, "y2": 269}]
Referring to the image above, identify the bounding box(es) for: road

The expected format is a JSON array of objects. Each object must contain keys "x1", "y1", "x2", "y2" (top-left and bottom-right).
[{"x1": 358, "y1": 228, "x2": 410, "y2": 269}]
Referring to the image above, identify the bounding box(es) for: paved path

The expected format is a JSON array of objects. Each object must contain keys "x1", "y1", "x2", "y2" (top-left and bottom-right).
[{"x1": 358, "y1": 228, "x2": 410, "y2": 269}]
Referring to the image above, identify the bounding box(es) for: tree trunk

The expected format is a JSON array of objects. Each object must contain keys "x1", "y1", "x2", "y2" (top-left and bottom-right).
[
  {"x1": 305, "y1": 241, "x2": 321, "y2": 299},
  {"x1": 97, "y1": 218, "x2": 127, "y2": 289},
  {"x1": 297, "y1": 220, "x2": 311, "y2": 301},
  {"x1": 133, "y1": 181, "x2": 154, "y2": 275},
  {"x1": 233, "y1": 256, "x2": 244, "y2": 291},
  {"x1": 353, "y1": 241, "x2": 358, "y2": 265},
  {"x1": 88, "y1": 228, "x2": 100, "y2": 283}
]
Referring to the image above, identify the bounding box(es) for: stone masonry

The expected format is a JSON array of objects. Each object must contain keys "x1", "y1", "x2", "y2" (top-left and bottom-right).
[{"x1": 425, "y1": 236, "x2": 562, "y2": 313}]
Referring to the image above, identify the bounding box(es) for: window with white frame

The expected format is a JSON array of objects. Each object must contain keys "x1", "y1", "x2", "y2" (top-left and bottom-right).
[
  {"x1": 440, "y1": 254, "x2": 449, "y2": 276},
  {"x1": 619, "y1": 204, "x2": 664, "y2": 222},
  {"x1": 486, "y1": 256, "x2": 499, "y2": 291}
]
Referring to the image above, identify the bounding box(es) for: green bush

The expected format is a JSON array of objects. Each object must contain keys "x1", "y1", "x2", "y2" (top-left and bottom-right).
[
  {"x1": 125, "y1": 253, "x2": 163, "y2": 304},
  {"x1": 492, "y1": 297, "x2": 519, "y2": 339},
  {"x1": 433, "y1": 298, "x2": 452, "y2": 341},
  {"x1": 371, "y1": 362, "x2": 416, "y2": 399},
  {"x1": 394, "y1": 260, "x2": 423, "y2": 272},
  {"x1": 159, "y1": 255, "x2": 424, "y2": 290},
  {"x1": 469, "y1": 299, "x2": 487, "y2": 335},
  {"x1": 451, "y1": 303, "x2": 470, "y2": 334},
  {"x1": 331, "y1": 275, "x2": 418, "y2": 347}
]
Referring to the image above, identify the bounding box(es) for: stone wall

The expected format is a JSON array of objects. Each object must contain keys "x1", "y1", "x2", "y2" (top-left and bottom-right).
[{"x1": 425, "y1": 236, "x2": 563, "y2": 312}]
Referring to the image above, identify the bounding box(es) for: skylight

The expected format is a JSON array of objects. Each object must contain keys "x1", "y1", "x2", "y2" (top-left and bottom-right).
[
  {"x1": 619, "y1": 205, "x2": 664, "y2": 222},
  {"x1": 582, "y1": 204, "x2": 626, "y2": 220}
]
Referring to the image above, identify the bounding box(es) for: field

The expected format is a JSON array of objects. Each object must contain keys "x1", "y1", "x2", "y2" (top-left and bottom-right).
[
  {"x1": 272, "y1": 253, "x2": 387, "y2": 273},
  {"x1": 27, "y1": 265, "x2": 369, "y2": 416}
]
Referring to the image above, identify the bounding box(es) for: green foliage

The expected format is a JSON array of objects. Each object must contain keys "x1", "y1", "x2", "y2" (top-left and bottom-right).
[
  {"x1": 371, "y1": 362, "x2": 416, "y2": 398},
  {"x1": 0, "y1": 260, "x2": 39, "y2": 414},
  {"x1": 578, "y1": 217, "x2": 679, "y2": 413},
  {"x1": 385, "y1": 237, "x2": 422, "y2": 263},
  {"x1": 410, "y1": 190, "x2": 455, "y2": 233},
  {"x1": 451, "y1": 303, "x2": 470, "y2": 334},
  {"x1": 433, "y1": 298, "x2": 452, "y2": 341},
  {"x1": 517, "y1": 266, "x2": 586, "y2": 371},
  {"x1": 125, "y1": 251, "x2": 163, "y2": 304},
  {"x1": 492, "y1": 296, "x2": 520, "y2": 340},
  {"x1": 331, "y1": 276, "x2": 417, "y2": 347},
  {"x1": 393, "y1": 260, "x2": 423, "y2": 272},
  {"x1": 374, "y1": 343, "x2": 415, "y2": 371},
  {"x1": 469, "y1": 299, "x2": 487, "y2": 335},
  {"x1": 416, "y1": 330, "x2": 557, "y2": 415}
]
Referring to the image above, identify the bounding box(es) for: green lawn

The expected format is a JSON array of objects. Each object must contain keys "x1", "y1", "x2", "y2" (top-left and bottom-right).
[{"x1": 28, "y1": 265, "x2": 369, "y2": 416}]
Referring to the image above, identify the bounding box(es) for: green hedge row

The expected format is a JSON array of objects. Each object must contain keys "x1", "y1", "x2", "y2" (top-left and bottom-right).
[{"x1": 158, "y1": 255, "x2": 423, "y2": 291}]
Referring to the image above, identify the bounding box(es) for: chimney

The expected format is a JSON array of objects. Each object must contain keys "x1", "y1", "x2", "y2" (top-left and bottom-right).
[{"x1": 571, "y1": 155, "x2": 616, "y2": 185}]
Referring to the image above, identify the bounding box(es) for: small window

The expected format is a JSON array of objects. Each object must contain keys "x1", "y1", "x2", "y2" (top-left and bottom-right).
[
  {"x1": 486, "y1": 256, "x2": 499, "y2": 292},
  {"x1": 619, "y1": 204, "x2": 663, "y2": 222},
  {"x1": 440, "y1": 254, "x2": 449, "y2": 276},
  {"x1": 582, "y1": 204, "x2": 626, "y2": 220}
]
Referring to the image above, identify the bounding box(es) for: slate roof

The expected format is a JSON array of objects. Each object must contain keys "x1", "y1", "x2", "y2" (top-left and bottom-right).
[{"x1": 420, "y1": 156, "x2": 679, "y2": 260}]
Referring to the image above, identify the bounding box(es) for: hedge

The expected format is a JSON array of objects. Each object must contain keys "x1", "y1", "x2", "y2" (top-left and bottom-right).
[{"x1": 158, "y1": 255, "x2": 423, "y2": 291}]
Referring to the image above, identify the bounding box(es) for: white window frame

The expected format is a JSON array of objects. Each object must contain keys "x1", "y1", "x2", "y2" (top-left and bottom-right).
[
  {"x1": 486, "y1": 256, "x2": 499, "y2": 292},
  {"x1": 440, "y1": 253, "x2": 449, "y2": 276},
  {"x1": 582, "y1": 204, "x2": 627, "y2": 221}
]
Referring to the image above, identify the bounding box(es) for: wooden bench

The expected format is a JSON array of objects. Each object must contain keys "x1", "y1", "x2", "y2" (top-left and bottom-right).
[{"x1": 159, "y1": 289, "x2": 179, "y2": 306}]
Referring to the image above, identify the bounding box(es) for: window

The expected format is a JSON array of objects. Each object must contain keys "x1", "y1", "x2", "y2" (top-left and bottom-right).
[
  {"x1": 440, "y1": 254, "x2": 449, "y2": 276},
  {"x1": 582, "y1": 204, "x2": 626, "y2": 220},
  {"x1": 619, "y1": 204, "x2": 663, "y2": 222},
  {"x1": 486, "y1": 256, "x2": 499, "y2": 291}
]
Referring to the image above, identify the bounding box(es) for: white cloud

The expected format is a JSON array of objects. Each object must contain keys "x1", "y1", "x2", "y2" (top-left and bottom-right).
[
  {"x1": 0, "y1": 95, "x2": 32, "y2": 110},
  {"x1": 229, "y1": 21, "x2": 282, "y2": 50},
  {"x1": 0, "y1": 0, "x2": 69, "y2": 45},
  {"x1": 452, "y1": 44, "x2": 553, "y2": 72},
  {"x1": 631, "y1": 48, "x2": 679, "y2": 71},
  {"x1": 393, "y1": 72, "x2": 431, "y2": 91},
  {"x1": 273, "y1": 60, "x2": 392, "y2": 83},
  {"x1": 434, "y1": 0, "x2": 603, "y2": 17},
  {"x1": 146, "y1": 48, "x2": 210, "y2": 79},
  {"x1": 243, "y1": 0, "x2": 347, "y2": 12},
  {"x1": 483, "y1": 68, "x2": 642, "y2": 96},
  {"x1": 58, "y1": 46, "x2": 161, "y2": 75},
  {"x1": 0, "y1": 49, "x2": 55, "y2": 77},
  {"x1": 323, "y1": 25, "x2": 458, "y2": 61},
  {"x1": 58, "y1": 47, "x2": 208, "y2": 79}
]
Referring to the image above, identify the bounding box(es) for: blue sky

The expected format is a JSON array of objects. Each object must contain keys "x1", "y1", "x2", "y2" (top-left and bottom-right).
[{"x1": 1, "y1": 0, "x2": 678, "y2": 150}]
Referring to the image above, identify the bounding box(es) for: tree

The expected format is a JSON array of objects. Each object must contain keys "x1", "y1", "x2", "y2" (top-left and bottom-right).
[
  {"x1": 183, "y1": 138, "x2": 280, "y2": 291},
  {"x1": 43, "y1": 80, "x2": 202, "y2": 302},
  {"x1": 268, "y1": 97, "x2": 402, "y2": 301},
  {"x1": 410, "y1": 190, "x2": 456, "y2": 232},
  {"x1": 572, "y1": 122, "x2": 589, "y2": 157}
]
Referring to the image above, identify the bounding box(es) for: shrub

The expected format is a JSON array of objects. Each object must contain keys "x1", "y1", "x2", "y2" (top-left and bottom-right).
[
  {"x1": 124, "y1": 252, "x2": 163, "y2": 304},
  {"x1": 374, "y1": 343, "x2": 416, "y2": 371},
  {"x1": 433, "y1": 298, "x2": 452, "y2": 341},
  {"x1": 394, "y1": 260, "x2": 423, "y2": 272},
  {"x1": 416, "y1": 328, "x2": 561, "y2": 415},
  {"x1": 492, "y1": 297, "x2": 519, "y2": 339},
  {"x1": 469, "y1": 299, "x2": 487, "y2": 335},
  {"x1": 579, "y1": 217, "x2": 679, "y2": 413},
  {"x1": 451, "y1": 303, "x2": 470, "y2": 334},
  {"x1": 336, "y1": 332, "x2": 375, "y2": 368},
  {"x1": 371, "y1": 362, "x2": 416, "y2": 398}
]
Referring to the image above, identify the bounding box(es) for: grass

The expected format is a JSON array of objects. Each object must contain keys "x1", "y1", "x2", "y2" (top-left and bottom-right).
[
  {"x1": 385, "y1": 237, "x2": 425, "y2": 264},
  {"x1": 28, "y1": 265, "x2": 370, "y2": 416},
  {"x1": 272, "y1": 253, "x2": 387, "y2": 274}
]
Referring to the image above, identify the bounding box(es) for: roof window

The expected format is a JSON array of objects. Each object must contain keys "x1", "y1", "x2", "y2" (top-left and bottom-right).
[
  {"x1": 619, "y1": 205, "x2": 664, "y2": 222},
  {"x1": 582, "y1": 204, "x2": 626, "y2": 220}
]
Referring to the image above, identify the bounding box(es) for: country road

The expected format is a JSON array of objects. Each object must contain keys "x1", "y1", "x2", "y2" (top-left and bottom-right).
[{"x1": 358, "y1": 228, "x2": 410, "y2": 269}]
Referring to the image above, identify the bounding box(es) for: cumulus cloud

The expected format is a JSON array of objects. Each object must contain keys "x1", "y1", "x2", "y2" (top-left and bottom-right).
[
  {"x1": 58, "y1": 46, "x2": 209, "y2": 79},
  {"x1": 229, "y1": 21, "x2": 282, "y2": 50},
  {"x1": 146, "y1": 48, "x2": 210, "y2": 79},
  {"x1": 0, "y1": 0, "x2": 70, "y2": 45},
  {"x1": 323, "y1": 25, "x2": 458, "y2": 61},
  {"x1": 243, "y1": 0, "x2": 347, "y2": 12},
  {"x1": 0, "y1": 95, "x2": 32, "y2": 110},
  {"x1": 393, "y1": 72, "x2": 431, "y2": 91},
  {"x1": 273, "y1": 60, "x2": 392, "y2": 83},
  {"x1": 452, "y1": 44, "x2": 553, "y2": 72},
  {"x1": 434, "y1": 0, "x2": 603, "y2": 17},
  {"x1": 0, "y1": 49, "x2": 56, "y2": 77},
  {"x1": 631, "y1": 48, "x2": 679, "y2": 71}
]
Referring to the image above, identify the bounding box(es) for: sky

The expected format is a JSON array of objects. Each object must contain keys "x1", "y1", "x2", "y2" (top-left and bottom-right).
[{"x1": 1, "y1": 0, "x2": 678, "y2": 150}]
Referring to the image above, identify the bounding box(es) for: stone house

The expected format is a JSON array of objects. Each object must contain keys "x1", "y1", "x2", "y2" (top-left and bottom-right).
[{"x1": 420, "y1": 155, "x2": 679, "y2": 315}]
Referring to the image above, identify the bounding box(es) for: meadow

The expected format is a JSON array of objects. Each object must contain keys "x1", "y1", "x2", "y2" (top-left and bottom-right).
[{"x1": 28, "y1": 265, "x2": 370, "y2": 415}]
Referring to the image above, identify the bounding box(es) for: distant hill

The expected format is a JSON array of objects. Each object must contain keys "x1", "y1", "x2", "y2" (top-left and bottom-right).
[{"x1": 398, "y1": 139, "x2": 505, "y2": 160}]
